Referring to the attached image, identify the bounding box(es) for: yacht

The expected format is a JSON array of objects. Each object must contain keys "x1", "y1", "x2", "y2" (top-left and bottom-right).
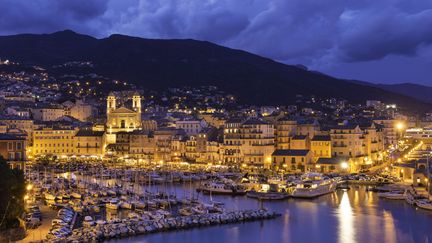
[
  {"x1": 378, "y1": 190, "x2": 406, "y2": 200},
  {"x1": 291, "y1": 173, "x2": 337, "y2": 198},
  {"x1": 197, "y1": 181, "x2": 246, "y2": 195},
  {"x1": 416, "y1": 199, "x2": 432, "y2": 210}
]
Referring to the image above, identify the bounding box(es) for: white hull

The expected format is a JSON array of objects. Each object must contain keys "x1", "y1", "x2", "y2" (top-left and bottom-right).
[
  {"x1": 291, "y1": 181, "x2": 337, "y2": 198},
  {"x1": 378, "y1": 192, "x2": 406, "y2": 200},
  {"x1": 417, "y1": 200, "x2": 432, "y2": 210},
  {"x1": 106, "y1": 203, "x2": 119, "y2": 210},
  {"x1": 120, "y1": 202, "x2": 133, "y2": 209}
]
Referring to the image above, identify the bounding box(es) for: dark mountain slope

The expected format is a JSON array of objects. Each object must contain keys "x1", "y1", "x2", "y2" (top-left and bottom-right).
[{"x1": 0, "y1": 30, "x2": 429, "y2": 112}]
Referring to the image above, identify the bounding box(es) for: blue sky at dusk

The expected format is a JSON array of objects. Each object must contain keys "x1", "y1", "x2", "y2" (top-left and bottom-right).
[{"x1": 1, "y1": 0, "x2": 431, "y2": 85}]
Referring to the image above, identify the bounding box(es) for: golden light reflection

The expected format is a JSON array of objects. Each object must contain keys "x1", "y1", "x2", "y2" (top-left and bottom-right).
[
  {"x1": 338, "y1": 192, "x2": 356, "y2": 243},
  {"x1": 383, "y1": 211, "x2": 396, "y2": 243}
]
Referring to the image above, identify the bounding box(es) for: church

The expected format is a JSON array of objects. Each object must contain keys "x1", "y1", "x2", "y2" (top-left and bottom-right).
[{"x1": 106, "y1": 92, "x2": 142, "y2": 133}]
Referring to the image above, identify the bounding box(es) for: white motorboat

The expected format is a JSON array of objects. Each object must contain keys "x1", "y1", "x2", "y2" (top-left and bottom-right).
[
  {"x1": 106, "y1": 199, "x2": 120, "y2": 210},
  {"x1": 179, "y1": 207, "x2": 193, "y2": 216},
  {"x1": 291, "y1": 173, "x2": 337, "y2": 198},
  {"x1": 132, "y1": 200, "x2": 146, "y2": 209},
  {"x1": 378, "y1": 191, "x2": 406, "y2": 200},
  {"x1": 197, "y1": 181, "x2": 246, "y2": 195},
  {"x1": 416, "y1": 199, "x2": 432, "y2": 210},
  {"x1": 70, "y1": 192, "x2": 82, "y2": 199},
  {"x1": 83, "y1": 216, "x2": 95, "y2": 227},
  {"x1": 44, "y1": 193, "x2": 56, "y2": 201},
  {"x1": 120, "y1": 201, "x2": 133, "y2": 210}
]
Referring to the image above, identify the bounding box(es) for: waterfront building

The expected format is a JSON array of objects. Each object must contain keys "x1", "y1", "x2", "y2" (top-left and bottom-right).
[
  {"x1": 361, "y1": 122, "x2": 385, "y2": 162},
  {"x1": 74, "y1": 129, "x2": 105, "y2": 157},
  {"x1": 129, "y1": 130, "x2": 156, "y2": 160},
  {"x1": 224, "y1": 118, "x2": 275, "y2": 168},
  {"x1": 153, "y1": 128, "x2": 187, "y2": 162},
  {"x1": 0, "y1": 116, "x2": 34, "y2": 136},
  {"x1": 106, "y1": 131, "x2": 131, "y2": 156},
  {"x1": 275, "y1": 118, "x2": 296, "y2": 149},
  {"x1": 373, "y1": 118, "x2": 405, "y2": 146},
  {"x1": 32, "y1": 126, "x2": 76, "y2": 156},
  {"x1": 310, "y1": 135, "x2": 331, "y2": 161},
  {"x1": 272, "y1": 149, "x2": 312, "y2": 172},
  {"x1": 330, "y1": 123, "x2": 364, "y2": 158},
  {"x1": 0, "y1": 133, "x2": 26, "y2": 169},
  {"x1": 315, "y1": 157, "x2": 350, "y2": 173},
  {"x1": 393, "y1": 159, "x2": 428, "y2": 186}
]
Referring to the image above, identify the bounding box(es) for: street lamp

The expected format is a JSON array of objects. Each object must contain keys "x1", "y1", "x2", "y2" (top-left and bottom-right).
[
  {"x1": 340, "y1": 161, "x2": 349, "y2": 172},
  {"x1": 26, "y1": 184, "x2": 33, "y2": 191},
  {"x1": 395, "y1": 122, "x2": 404, "y2": 131}
]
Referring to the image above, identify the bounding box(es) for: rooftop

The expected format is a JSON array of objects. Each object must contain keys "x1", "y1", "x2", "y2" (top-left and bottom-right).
[{"x1": 272, "y1": 149, "x2": 310, "y2": 156}]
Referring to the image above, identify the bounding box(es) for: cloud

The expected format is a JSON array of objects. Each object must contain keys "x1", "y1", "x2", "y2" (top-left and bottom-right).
[
  {"x1": 0, "y1": 0, "x2": 108, "y2": 35},
  {"x1": 0, "y1": 0, "x2": 432, "y2": 73}
]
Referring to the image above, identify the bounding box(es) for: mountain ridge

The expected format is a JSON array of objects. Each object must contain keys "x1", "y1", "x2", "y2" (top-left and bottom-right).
[{"x1": 0, "y1": 30, "x2": 430, "y2": 113}]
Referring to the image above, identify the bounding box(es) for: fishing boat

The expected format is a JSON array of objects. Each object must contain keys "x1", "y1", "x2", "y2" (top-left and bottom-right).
[{"x1": 291, "y1": 173, "x2": 337, "y2": 198}]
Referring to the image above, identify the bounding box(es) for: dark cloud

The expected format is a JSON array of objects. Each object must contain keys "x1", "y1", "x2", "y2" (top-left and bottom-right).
[
  {"x1": 0, "y1": 0, "x2": 431, "y2": 84},
  {"x1": 0, "y1": 0, "x2": 108, "y2": 35}
]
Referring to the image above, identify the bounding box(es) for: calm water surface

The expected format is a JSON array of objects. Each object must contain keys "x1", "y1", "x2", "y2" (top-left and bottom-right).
[{"x1": 102, "y1": 183, "x2": 432, "y2": 243}]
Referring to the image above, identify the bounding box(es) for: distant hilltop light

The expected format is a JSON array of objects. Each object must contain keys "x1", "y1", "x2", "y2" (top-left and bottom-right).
[{"x1": 0, "y1": 59, "x2": 10, "y2": 65}]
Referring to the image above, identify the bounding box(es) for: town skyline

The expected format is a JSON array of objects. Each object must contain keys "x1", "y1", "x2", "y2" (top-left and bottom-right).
[{"x1": 1, "y1": 1, "x2": 432, "y2": 242}]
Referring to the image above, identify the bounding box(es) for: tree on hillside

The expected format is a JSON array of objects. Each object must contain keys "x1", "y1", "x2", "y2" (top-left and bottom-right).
[{"x1": 0, "y1": 156, "x2": 25, "y2": 230}]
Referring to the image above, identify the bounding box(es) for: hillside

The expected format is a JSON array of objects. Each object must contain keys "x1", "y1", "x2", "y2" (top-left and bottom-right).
[
  {"x1": 375, "y1": 83, "x2": 432, "y2": 104},
  {"x1": 0, "y1": 30, "x2": 430, "y2": 112}
]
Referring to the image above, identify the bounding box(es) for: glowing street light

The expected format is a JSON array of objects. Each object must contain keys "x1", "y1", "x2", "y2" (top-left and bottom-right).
[
  {"x1": 26, "y1": 184, "x2": 33, "y2": 191},
  {"x1": 395, "y1": 122, "x2": 405, "y2": 130},
  {"x1": 340, "y1": 162, "x2": 349, "y2": 170}
]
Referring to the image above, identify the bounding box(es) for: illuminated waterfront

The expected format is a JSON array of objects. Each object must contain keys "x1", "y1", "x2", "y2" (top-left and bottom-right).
[{"x1": 105, "y1": 185, "x2": 432, "y2": 243}]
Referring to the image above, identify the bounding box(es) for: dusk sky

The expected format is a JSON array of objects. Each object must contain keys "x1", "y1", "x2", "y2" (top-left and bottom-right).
[{"x1": 1, "y1": 0, "x2": 432, "y2": 85}]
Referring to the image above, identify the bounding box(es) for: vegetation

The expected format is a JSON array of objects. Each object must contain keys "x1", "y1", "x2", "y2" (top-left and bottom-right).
[{"x1": 0, "y1": 156, "x2": 25, "y2": 230}]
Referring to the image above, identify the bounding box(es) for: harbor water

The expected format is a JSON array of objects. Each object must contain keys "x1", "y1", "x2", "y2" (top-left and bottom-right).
[{"x1": 103, "y1": 183, "x2": 432, "y2": 243}]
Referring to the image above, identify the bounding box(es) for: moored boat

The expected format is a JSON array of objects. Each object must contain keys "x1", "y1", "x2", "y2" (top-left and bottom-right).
[
  {"x1": 416, "y1": 199, "x2": 432, "y2": 210},
  {"x1": 247, "y1": 191, "x2": 289, "y2": 200},
  {"x1": 291, "y1": 173, "x2": 337, "y2": 198},
  {"x1": 378, "y1": 191, "x2": 406, "y2": 200},
  {"x1": 197, "y1": 181, "x2": 246, "y2": 195}
]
